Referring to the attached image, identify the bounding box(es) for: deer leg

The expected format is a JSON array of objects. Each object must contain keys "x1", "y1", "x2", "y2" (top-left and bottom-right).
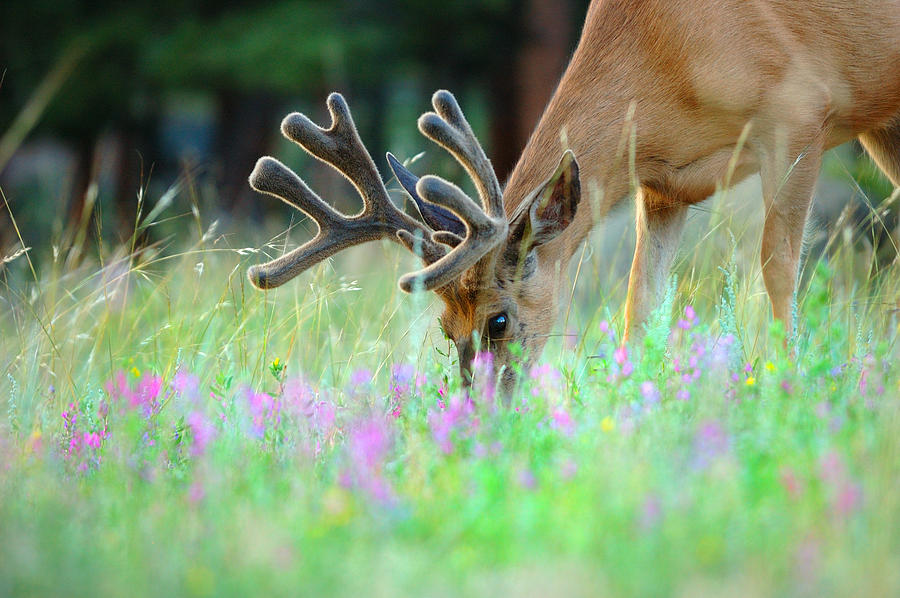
[
  {"x1": 859, "y1": 116, "x2": 900, "y2": 187},
  {"x1": 757, "y1": 135, "x2": 823, "y2": 333},
  {"x1": 624, "y1": 189, "x2": 687, "y2": 341}
]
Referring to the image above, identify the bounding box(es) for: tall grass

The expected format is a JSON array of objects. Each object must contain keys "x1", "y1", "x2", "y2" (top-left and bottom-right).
[{"x1": 1, "y1": 152, "x2": 899, "y2": 597}]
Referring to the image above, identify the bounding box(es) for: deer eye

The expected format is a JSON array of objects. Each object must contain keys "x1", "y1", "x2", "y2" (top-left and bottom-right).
[{"x1": 487, "y1": 313, "x2": 508, "y2": 340}]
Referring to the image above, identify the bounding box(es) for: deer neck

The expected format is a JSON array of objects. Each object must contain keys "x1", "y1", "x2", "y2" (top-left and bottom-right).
[{"x1": 502, "y1": 78, "x2": 636, "y2": 274}]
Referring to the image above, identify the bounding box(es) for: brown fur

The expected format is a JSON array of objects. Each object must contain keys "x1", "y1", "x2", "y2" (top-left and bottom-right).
[{"x1": 439, "y1": 0, "x2": 900, "y2": 393}]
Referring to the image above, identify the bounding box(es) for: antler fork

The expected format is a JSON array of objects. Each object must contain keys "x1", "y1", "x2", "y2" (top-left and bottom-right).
[
  {"x1": 248, "y1": 91, "x2": 508, "y2": 294},
  {"x1": 397, "y1": 90, "x2": 508, "y2": 292},
  {"x1": 248, "y1": 93, "x2": 442, "y2": 289}
]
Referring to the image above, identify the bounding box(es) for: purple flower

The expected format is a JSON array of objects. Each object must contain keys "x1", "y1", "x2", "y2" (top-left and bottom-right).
[
  {"x1": 349, "y1": 368, "x2": 373, "y2": 389},
  {"x1": 187, "y1": 411, "x2": 217, "y2": 457},
  {"x1": 283, "y1": 377, "x2": 316, "y2": 417},
  {"x1": 245, "y1": 388, "x2": 278, "y2": 438},
  {"x1": 390, "y1": 363, "x2": 415, "y2": 393},
  {"x1": 83, "y1": 431, "x2": 102, "y2": 449},
  {"x1": 346, "y1": 416, "x2": 395, "y2": 503},
  {"x1": 172, "y1": 370, "x2": 200, "y2": 402},
  {"x1": 529, "y1": 364, "x2": 562, "y2": 398},
  {"x1": 428, "y1": 394, "x2": 475, "y2": 454},
  {"x1": 550, "y1": 408, "x2": 575, "y2": 436},
  {"x1": 692, "y1": 419, "x2": 730, "y2": 469},
  {"x1": 640, "y1": 381, "x2": 660, "y2": 406}
]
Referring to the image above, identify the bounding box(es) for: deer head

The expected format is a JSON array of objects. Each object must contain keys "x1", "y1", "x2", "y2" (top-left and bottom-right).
[{"x1": 248, "y1": 90, "x2": 580, "y2": 397}]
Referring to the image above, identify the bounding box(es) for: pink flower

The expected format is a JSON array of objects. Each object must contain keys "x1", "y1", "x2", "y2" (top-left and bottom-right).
[
  {"x1": 83, "y1": 431, "x2": 102, "y2": 449},
  {"x1": 640, "y1": 381, "x2": 660, "y2": 406},
  {"x1": 172, "y1": 370, "x2": 200, "y2": 402},
  {"x1": 428, "y1": 394, "x2": 475, "y2": 454},
  {"x1": 346, "y1": 416, "x2": 395, "y2": 503},
  {"x1": 550, "y1": 409, "x2": 575, "y2": 436},
  {"x1": 187, "y1": 411, "x2": 217, "y2": 457}
]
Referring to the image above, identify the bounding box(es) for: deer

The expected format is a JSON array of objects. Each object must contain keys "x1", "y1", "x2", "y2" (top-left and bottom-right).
[{"x1": 247, "y1": 0, "x2": 900, "y2": 396}]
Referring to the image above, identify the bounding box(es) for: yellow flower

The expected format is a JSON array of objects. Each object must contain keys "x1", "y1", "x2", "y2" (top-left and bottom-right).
[
  {"x1": 130, "y1": 366, "x2": 141, "y2": 378},
  {"x1": 765, "y1": 361, "x2": 775, "y2": 372},
  {"x1": 272, "y1": 357, "x2": 280, "y2": 368},
  {"x1": 745, "y1": 376, "x2": 756, "y2": 387},
  {"x1": 601, "y1": 416, "x2": 615, "y2": 432}
]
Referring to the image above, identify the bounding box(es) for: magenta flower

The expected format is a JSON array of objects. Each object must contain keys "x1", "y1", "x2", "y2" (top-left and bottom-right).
[
  {"x1": 428, "y1": 394, "x2": 475, "y2": 454},
  {"x1": 245, "y1": 388, "x2": 279, "y2": 438},
  {"x1": 550, "y1": 408, "x2": 575, "y2": 436},
  {"x1": 346, "y1": 415, "x2": 395, "y2": 503},
  {"x1": 83, "y1": 431, "x2": 102, "y2": 449},
  {"x1": 187, "y1": 411, "x2": 217, "y2": 457}
]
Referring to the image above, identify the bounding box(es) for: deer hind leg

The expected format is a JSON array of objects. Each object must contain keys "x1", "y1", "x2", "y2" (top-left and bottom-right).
[
  {"x1": 859, "y1": 116, "x2": 900, "y2": 187},
  {"x1": 624, "y1": 188, "x2": 687, "y2": 342},
  {"x1": 757, "y1": 132, "x2": 825, "y2": 333}
]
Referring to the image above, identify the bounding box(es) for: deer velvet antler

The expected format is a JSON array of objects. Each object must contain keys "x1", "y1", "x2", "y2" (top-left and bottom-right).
[{"x1": 248, "y1": 91, "x2": 507, "y2": 294}]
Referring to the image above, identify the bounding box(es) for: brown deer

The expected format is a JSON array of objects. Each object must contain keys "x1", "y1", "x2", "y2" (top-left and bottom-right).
[{"x1": 248, "y1": 0, "x2": 900, "y2": 395}]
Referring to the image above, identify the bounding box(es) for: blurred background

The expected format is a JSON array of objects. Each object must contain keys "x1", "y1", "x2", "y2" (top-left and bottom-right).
[
  {"x1": 0, "y1": 0, "x2": 896, "y2": 276},
  {"x1": 0, "y1": 1, "x2": 594, "y2": 260}
]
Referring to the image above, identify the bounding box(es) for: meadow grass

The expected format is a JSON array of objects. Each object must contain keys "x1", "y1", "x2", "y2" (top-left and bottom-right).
[{"x1": 1, "y1": 161, "x2": 899, "y2": 597}]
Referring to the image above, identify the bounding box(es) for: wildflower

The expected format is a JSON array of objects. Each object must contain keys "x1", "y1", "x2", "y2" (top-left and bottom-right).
[
  {"x1": 245, "y1": 389, "x2": 278, "y2": 438},
  {"x1": 765, "y1": 361, "x2": 775, "y2": 372},
  {"x1": 692, "y1": 419, "x2": 730, "y2": 469},
  {"x1": 601, "y1": 416, "x2": 615, "y2": 432},
  {"x1": 598, "y1": 320, "x2": 615, "y2": 341},
  {"x1": 677, "y1": 305, "x2": 698, "y2": 329},
  {"x1": 346, "y1": 415, "x2": 395, "y2": 503},
  {"x1": 349, "y1": 368, "x2": 373, "y2": 388},
  {"x1": 428, "y1": 394, "x2": 475, "y2": 454},
  {"x1": 187, "y1": 411, "x2": 217, "y2": 457},
  {"x1": 131, "y1": 366, "x2": 141, "y2": 378},
  {"x1": 550, "y1": 409, "x2": 575, "y2": 436},
  {"x1": 640, "y1": 381, "x2": 660, "y2": 406},
  {"x1": 745, "y1": 376, "x2": 756, "y2": 387},
  {"x1": 83, "y1": 431, "x2": 102, "y2": 449},
  {"x1": 172, "y1": 370, "x2": 200, "y2": 403},
  {"x1": 529, "y1": 363, "x2": 561, "y2": 399}
]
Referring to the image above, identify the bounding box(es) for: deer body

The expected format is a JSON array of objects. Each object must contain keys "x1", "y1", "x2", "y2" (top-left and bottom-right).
[{"x1": 249, "y1": 0, "x2": 900, "y2": 396}]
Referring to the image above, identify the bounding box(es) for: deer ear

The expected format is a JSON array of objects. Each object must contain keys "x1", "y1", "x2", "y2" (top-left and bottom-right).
[
  {"x1": 508, "y1": 150, "x2": 580, "y2": 254},
  {"x1": 387, "y1": 152, "x2": 466, "y2": 238}
]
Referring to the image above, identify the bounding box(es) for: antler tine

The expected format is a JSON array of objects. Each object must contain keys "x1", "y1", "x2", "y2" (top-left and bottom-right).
[
  {"x1": 247, "y1": 94, "x2": 446, "y2": 290},
  {"x1": 281, "y1": 93, "x2": 391, "y2": 218},
  {"x1": 398, "y1": 175, "x2": 507, "y2": 293},
  {"x1": 417, "y1": 90, "x2": 504, "y2": 219}
]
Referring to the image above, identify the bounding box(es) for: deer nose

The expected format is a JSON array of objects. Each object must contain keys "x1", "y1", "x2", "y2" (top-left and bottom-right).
[{"x1": 457, "y1": 340, "x2": 475, "y2": 388}]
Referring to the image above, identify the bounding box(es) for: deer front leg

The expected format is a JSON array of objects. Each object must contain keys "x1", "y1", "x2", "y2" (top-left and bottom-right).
[
  {"x1": 758, "y1": 135, "x2": 823, "y2": 334},
  {"x1": 624, "y1": 189, "x2": 687, "y2": 342}
]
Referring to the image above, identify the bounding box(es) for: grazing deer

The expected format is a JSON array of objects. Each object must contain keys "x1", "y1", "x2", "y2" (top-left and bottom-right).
[{"x1": 248, "y1": 0, "x2": 900, "y2": 395}]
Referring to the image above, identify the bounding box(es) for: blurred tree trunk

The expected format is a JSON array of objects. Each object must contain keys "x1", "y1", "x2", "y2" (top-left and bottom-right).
[{"x1": 490, "y1": 0, "x2": 573, "y2": 184}]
